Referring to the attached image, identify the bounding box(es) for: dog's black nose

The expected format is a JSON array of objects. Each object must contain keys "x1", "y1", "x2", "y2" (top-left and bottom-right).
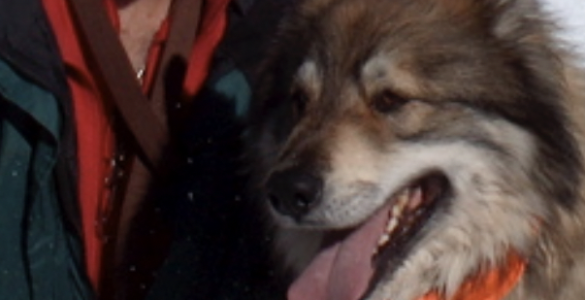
[{"x1": 266, "y1": 168, "x2": 323, "y2": 219}]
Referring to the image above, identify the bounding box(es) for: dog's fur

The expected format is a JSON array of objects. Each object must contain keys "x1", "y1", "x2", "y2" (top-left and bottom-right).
[{"x1": 247, "y1": 0, "x2": 585, "y2": 299}]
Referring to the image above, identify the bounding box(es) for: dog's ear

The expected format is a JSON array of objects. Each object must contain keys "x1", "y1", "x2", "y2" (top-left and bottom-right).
[
  {"x1": 435, "y1": 0, "x2": 558, "y2": 52},
  {"x1": 473, "y1": 0, "x2": 563, "y2": 88},
  {"x1": 441, "y1": 0, "x2": 554, "y2": 43},
  {"x1": 487, "y1": 0, "x2": 555, "y2": 43}
]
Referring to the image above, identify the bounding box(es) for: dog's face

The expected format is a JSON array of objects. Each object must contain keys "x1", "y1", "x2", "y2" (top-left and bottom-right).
[{"x1": 248, "y1": 0, "x2": 582, "y2": 299}]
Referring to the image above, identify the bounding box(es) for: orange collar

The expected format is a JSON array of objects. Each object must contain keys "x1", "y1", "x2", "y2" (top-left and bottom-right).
[{"x1": 419, "y1": 253, "x2": 525, "y2": 300}]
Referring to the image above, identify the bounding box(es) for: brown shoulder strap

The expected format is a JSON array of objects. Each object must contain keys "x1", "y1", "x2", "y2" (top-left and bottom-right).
[
  {"x1": 67, "y1": 0, "x2": 204, "y2": 298},
  {"x1": 68, "y1": 0, "x2": 172, "y2": 173},
  {"x1": 108, "y1": 0, "x2": 203, "y2": 266},
  {"x1": 149, "y1": 0, "x2": 202, "y2": 125}
]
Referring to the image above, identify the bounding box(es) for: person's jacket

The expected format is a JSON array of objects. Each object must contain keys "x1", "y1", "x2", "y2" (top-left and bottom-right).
[{"x1": 0, "y1": 0, "x2": 288, "y2": 299}]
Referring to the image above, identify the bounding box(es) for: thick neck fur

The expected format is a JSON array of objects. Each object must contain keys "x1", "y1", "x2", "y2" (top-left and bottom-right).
[{"x1": 507, "y1": 53, "x2": 585, "y2": 300}]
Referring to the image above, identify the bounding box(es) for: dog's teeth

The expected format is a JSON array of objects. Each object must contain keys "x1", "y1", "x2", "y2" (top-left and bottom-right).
[
  {"x1": 386, "y1": 217, "x2": 398, "y2": 233},
  {"x1": 392, "y1": 204, "x2": 403, "y2": 217},
  {"x1": 397, "y1": 190, "x2": 410, "y2": 207},
  {"x1": 407, "y1": 187, "x2": 424, "y2": 210},
  {"x1": 377, "y1": 233, "x2": 390, "y2": 247}
]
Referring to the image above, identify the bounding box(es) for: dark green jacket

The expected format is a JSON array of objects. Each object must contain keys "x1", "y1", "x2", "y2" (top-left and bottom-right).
[{"x1": 0, "y1": 0, "x2": 287, "y2": 299}]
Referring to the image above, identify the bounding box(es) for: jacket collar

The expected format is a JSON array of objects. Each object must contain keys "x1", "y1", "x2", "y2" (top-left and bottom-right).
[
  {"x1": 0, "y1": 0, "x2": 254, "y2": 97},
  {"x1": 0, "y1": 0, "x2": 264, "y2": 99},
  {"x1": 0, "y1": 0, "x2": 69, "y2": 102}
]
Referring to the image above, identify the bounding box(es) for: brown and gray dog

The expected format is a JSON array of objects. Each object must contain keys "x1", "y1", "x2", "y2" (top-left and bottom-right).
[{"x1": 247, "y1": 0, "x2": 585, "y2": 299}]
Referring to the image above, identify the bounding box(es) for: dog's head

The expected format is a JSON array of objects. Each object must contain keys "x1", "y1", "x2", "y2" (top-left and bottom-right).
[{"x1": 248, "y1": 0, "x2": 582, "y2": 299}]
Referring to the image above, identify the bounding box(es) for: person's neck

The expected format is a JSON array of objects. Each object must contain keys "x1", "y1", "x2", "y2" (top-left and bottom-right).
[{"x1": 117, "y1": 0, "x2": 173, "y2": 73}]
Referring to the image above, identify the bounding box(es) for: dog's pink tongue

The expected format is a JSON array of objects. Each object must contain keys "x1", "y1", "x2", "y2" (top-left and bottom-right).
[{"x1": 288, "y1": 206, "x2": 389, "y2": 300}]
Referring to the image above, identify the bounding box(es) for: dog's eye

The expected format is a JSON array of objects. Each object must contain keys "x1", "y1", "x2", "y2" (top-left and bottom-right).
[{"x1": 371, "y1": 90, "x2": 408, "y2": 113}]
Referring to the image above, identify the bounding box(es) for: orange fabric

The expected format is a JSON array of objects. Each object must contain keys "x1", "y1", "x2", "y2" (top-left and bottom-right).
[
  {"x1": 42, "y1": 0, "x2": 231, "y2": 294},
  {"x1": 418, "y1": 253, "x2": 525, "y2": 300}
]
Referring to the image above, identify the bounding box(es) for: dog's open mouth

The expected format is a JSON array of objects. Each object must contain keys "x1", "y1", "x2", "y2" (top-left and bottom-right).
[
  {"x1": 372, "y1": 173, "x2": 448, "y2": 268},
  {"x1": 288, "y1": 173, "x2": 449, "y2": 300}
]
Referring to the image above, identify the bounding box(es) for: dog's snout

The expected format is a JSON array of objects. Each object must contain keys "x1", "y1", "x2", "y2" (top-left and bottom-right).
[{"x1": 267, "y1": 168, "x2": 323, "y2": 219}]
